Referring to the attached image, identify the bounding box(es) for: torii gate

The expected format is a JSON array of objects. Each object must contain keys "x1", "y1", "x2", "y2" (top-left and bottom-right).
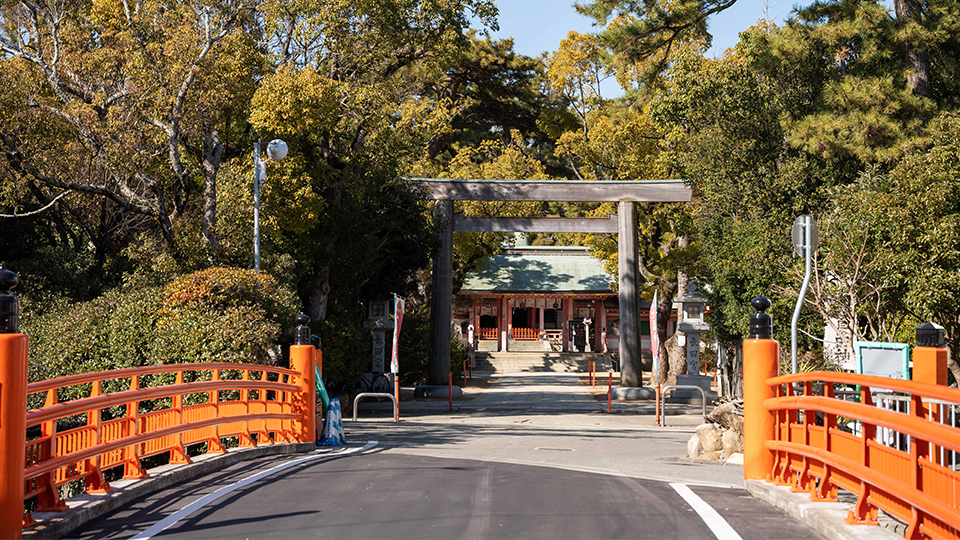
[{"x1": 416, "y1": 179, "x2": 692, "y2": 390}]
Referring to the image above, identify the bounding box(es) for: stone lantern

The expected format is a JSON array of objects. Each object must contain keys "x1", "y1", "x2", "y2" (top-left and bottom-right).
[{"x1": 675, "y1": 283, "x2": 711, "y2": 396}]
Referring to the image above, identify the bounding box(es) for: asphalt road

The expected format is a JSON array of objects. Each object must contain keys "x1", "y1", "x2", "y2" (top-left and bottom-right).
[{"x1": 69, "y1": 448, "x2": 817, "y2": 540}]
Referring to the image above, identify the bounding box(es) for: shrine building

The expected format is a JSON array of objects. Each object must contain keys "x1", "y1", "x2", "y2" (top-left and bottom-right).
[{"x1": 455, "y1": 237, "x2": 677, "y2": 361}]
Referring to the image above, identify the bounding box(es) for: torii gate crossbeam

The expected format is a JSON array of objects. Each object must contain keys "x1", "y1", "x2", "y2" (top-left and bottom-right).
[{"x1": 414, "y1": 179, "x2": 692, "y2": 390}]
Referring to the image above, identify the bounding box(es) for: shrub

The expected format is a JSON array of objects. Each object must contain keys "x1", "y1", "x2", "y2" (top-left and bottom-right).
[
  {"x1": 22, "y1": 268, "x2": 302, "y2": 389},
  {"x1": 24, "y1": 292, "x2": 120, "y2": 384},
  {"x1": 153, "y1": 268, "x2": 301, "y2": 364}
]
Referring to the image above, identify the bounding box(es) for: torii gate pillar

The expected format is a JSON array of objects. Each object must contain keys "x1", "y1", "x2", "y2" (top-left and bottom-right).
[
  {"x1": 428, "y1": 199, "x2": 455, "y2": 386},
  {"x1": 618, "y1": 200, "x2": 642, "y2": 387}
]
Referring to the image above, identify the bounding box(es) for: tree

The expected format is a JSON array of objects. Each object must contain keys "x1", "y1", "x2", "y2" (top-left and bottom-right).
[
  {"x1": 248, "y1": 0, "x2": 498, "y2": 322},
  {"x1": 874, "y1": 115, "x2": 960, "y2": 383},
  {"x1": 780, "y1": 173, "x2": 909, "y2": 366},
  {"x1": 0, "y1": 0, "x2": 260, "y2": 257},
  {"x1": 420, "y1": 34, "x2": 562, "y2": 163},
  {"x1": 575, "y1": 0, "x2": 717, "y2": 89},
  {"x1": 648, "y1": 41, "x2": 834, "y2": 355}
]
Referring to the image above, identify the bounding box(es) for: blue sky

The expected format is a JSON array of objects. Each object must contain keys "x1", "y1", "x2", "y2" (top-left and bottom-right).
[{"x1": 479, "y1": 0, "x2": 793, "y2": 63}]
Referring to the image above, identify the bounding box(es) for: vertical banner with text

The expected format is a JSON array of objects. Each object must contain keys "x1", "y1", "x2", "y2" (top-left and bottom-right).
[{"x1": 390, "y1": 295, "x2": 404, "y2": 374}]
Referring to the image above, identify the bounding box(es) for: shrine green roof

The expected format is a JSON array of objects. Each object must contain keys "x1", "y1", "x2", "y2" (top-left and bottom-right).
[{"x1": 461, "y1": 246, "x2": 615, "y2": 293}]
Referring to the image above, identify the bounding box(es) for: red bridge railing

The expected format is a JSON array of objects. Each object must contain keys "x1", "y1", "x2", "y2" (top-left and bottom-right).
[
  {"x1": 743, "y1": 298, "x2": 959, "y2": 540},
  {"x1": 763, "y1": 371, "x2": 959, "y2": 538},
  {"x1": 0, "y1": 307, "x2": 318, "y2": 539},
  {"x1": 21, "y1": 362, "x2": 305, "y2": 525}
]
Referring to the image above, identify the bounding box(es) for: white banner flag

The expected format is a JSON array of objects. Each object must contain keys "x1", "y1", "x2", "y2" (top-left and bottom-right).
[
  {"x1": 650, "y1": 290, "x2": 660, "y2": 385},
  {"x1": 390, "y1": 295, "x2": 404, "y2": 374}
]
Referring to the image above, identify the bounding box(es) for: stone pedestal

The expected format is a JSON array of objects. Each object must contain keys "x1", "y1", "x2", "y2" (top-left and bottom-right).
[
  {"x1": 611, "y1": 386, "x2": 657, "y2": 401},
  {"x1": 669, "y1": 374, "x2": 713, "y2": 403}
]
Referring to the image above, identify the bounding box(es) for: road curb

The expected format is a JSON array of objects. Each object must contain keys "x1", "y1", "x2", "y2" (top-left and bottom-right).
[
  {"x1": 744, "y1": 479, "x2": 901, "y2": 540},
  {"x1": 23, "y1": 442, "x2": 316, "y2": 540}
]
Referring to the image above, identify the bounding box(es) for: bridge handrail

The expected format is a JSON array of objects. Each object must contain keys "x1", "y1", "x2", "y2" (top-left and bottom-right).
[
  {"x1": 26, "y1": 362, "x2": 297, "y2": 395},
  {"x1": 20, "y1": 361, "x2": 310, "y2": 527},
  {"x1": 763, "y1": 370, "x2": 960, "y2": 537},
  {"x1": 768, "y1": 370, "x2": 960, "y2": 404},
  {"x1": 27, "y1": 379, "x2": 297, "y2": 426}
]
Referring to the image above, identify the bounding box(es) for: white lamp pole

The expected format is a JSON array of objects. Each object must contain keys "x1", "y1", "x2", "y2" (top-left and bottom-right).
[{"x1": 253, "y1": 138, "x2": 288, "y2": 273}]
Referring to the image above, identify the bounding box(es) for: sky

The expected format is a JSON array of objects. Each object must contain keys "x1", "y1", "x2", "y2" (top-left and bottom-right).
[{"x1": 477, "y1": 0, "x2": 793, "y2": 95}]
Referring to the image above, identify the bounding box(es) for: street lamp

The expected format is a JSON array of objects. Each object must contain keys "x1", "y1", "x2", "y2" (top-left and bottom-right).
[{"x1": 253, "y1": 139, "x2": 288, "y2": 273}]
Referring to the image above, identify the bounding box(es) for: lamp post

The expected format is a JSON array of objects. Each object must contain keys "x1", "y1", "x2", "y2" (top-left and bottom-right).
[{"x1": 253, "y1": 138, "x2": 288, "y2": 273}]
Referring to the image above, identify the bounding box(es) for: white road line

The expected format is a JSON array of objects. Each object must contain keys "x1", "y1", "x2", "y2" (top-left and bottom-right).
[
  {"x1": 130, "y1": 441, "x2": 378, "y2": 540},
  {"x1": 670, "y1": 482, "x2": 743, "y2": 540}
]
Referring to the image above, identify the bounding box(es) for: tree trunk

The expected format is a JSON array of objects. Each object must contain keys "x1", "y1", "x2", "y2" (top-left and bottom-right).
[
  {"x1": 664, "y1": 332, "x2": 685, "y2": 386},
  {"x1": 308, "y1": 266, "x2": 331, "y2": 321},
  {"x1": 201, "y1": 130, "x2": 224, "y2": 255},
  {"x1": 894, "y1": 0, "x2": 932, "y2": 98},
  {"x1": 655, "y1": 282, "x2": 678, "y2": 384},
  {"x1": 665, "y1": 270, "x2": 690, "y2": 385}
]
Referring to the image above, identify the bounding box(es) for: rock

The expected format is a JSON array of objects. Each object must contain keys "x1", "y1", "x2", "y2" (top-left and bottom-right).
[
  {"x1": 707, "y1": 399, "x2": 744, "y2": 434},
  {"x1": 687, "y1": 433, "x2": 703, "y2": 458},
  {"x1": 721, "y1": 428, "x2": 743, "y2": 458},
  {"x1": 725, "y1": 452, "x2": 744, "y2": 465},
  {"x1": 696, "y1": 423, "x2": 723, "y2": 453},
  {"x1": 700, "y1": 451, "x2": 723, "y2": 461}
]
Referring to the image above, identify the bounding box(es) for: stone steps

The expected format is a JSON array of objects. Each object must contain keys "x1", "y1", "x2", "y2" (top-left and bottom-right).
[{"x1": 474, "y1": 352, "x2": 612, "y2": 373}]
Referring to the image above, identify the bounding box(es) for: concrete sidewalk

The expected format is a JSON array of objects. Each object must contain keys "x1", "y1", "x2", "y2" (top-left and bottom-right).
[{"x1": 360, "y1": 371, "x2": 709, "y2": 423}]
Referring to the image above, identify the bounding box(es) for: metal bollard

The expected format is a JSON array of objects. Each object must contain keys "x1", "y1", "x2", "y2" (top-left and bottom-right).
[{"x1": 607, "y1": 372, "x2": 612, "y2": 413}]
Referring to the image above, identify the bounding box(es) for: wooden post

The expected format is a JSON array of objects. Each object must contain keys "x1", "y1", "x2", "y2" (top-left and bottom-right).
[
  {"x1": 655, "y1": 383, "x2": 661, "y2": 426},
  {"x1": 395, "y1": 376, "x2": 400, "y2": 422},
  {"x1": 290, "y1": 345, "x2": 317, "y2": 444},
  {"x1": 500, "y1": 296, "x2": 508, "y2": 352}
]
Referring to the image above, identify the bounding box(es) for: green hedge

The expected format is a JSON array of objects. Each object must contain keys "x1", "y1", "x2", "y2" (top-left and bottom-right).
[{"x1": 23, "y1": 268, "x2": 301, "y2": 386}]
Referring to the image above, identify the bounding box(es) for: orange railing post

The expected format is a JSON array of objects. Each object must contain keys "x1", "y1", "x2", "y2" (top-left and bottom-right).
[
  {"x1": 122, "y1": 374, "x2": 149, "y2": 478},
  {"x1": 290, "y1": 315, "x2": 317, "y2": 444},
  {"x1": 84, "y1": 380, "x2": 111, "y2": 493},
  {"x1": 913, "y1": 322, "x2": 948, "y2": 387},
  {"x1": 0, "y1": 264, "x2": 27, "y2": 540},
  {"x1": 743, "y1": 296, "x2": 779, "y2": 481},
  {"x1": 169, "y1": 371, "x2": 192, "y2": 462},
  {"x1": 913, "y1": 322, "x2": 948, "y2": 446}
]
